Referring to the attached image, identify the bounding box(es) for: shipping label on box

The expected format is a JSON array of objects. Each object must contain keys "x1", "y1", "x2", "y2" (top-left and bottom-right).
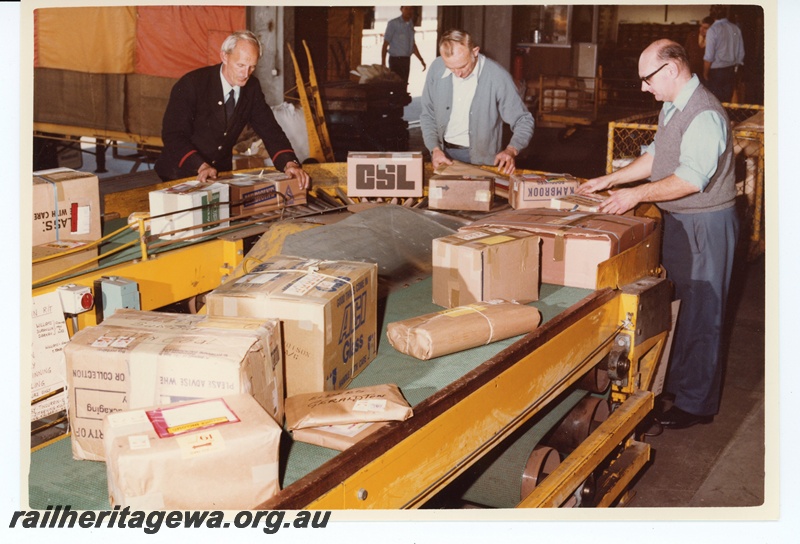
[
  {"x1": 32, "y1": 240, "x2": 98, "y2": 283},
  {"x1": 103, "y1": 394, "x2": 282, "y2": 509},
  {"x1": 509, "y1": 172, "x2": 580, "y2": 209},
  {"x1": 148, "y1": 181, "x2": 230, "y2": 239},
  {"x1": 32, "y1": 168, "x2": 102, "y2": 247},
  {"x1": 428, "y1": 175, "x2": 494, "y2": 211},
  {"x1": 432, "y1": 227, "x2": 541, "y2": 308},
  {"x1": 226, "y1": 172, "x2": 307, "y2": 216},
  {"x1": 347, "y1": 151, "x2": 423, "y2": 197},
  {"x1": 464, "y1": 209, "x2": 656, "y2": 289},
  {"x1": 205, "y1": 255, "x2": 378, "y2": 396},
  {"x1": 64, "y1": 310, "x2": 283, "y2": 461}
]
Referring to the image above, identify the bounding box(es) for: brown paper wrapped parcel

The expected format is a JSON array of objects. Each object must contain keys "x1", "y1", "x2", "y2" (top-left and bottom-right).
[
  {"x1": 387, "y1": 300, "x2": 542, "y2": 360},
  {"x1": 291, "y1": 421, "x2": 389, "y2": 451},
  {"x1": 103, "y1": 394, "x2": 282, "y2": 510},
  {"x1": 285, "y1": 384, "x2": 412, "y2": 430}
]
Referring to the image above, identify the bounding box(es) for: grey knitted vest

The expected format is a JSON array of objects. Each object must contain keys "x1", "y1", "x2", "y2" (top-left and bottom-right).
[{"x1": 652, "y1": 84, "x2": 736, "y2": 214}]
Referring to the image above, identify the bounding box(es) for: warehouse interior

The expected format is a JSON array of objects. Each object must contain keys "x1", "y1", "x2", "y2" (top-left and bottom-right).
[{"x1": 20, "y1": 1, "x2": 780, "y2": 535}]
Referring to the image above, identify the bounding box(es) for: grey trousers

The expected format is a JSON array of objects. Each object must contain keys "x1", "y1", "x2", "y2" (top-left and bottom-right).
[{"x1": 662, "y1": 205, "x2": 740, "y2": 416}]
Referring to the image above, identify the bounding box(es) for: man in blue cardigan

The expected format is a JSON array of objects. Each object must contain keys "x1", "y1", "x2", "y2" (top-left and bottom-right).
[
  {"x1": 419, "y1": 29, "x2": 534, "y2": 175},
  {"x1": 155, "y1": 30, "x2": 309, "y2": 187}
]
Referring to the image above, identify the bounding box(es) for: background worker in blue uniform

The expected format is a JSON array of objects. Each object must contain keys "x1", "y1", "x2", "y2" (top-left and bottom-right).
[
  {"x1": 577, "y1": 39, "x2": 740, "y2": 430},
  {"x1": 381, "y1": 6, "x2": 427, "y2": 86},
  {"x1": 703, "y1": 5, "x2": 745, "y2": 103}
]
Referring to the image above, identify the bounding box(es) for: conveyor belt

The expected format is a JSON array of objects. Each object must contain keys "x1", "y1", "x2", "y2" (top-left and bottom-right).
[{"x1": 28, "y1": 278, "x2": 591, "y2": 509}]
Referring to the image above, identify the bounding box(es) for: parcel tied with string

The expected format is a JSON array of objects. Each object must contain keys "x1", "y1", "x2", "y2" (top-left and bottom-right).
[
  {"x1": 205, "y1": 256, "x2": 378, "y2": 396},
  {"x1": 386, "y1": 301, "x2": 542, "y2": 360}
]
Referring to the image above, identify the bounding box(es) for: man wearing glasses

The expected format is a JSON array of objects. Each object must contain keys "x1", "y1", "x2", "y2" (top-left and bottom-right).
[{"x1": 576, "y1": 39, "x2": 739, "y2": 431}]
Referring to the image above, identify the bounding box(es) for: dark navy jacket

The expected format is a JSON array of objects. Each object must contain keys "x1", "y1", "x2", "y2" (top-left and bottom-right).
[{"x1": 155, "y1": 64, "x2": 297, "y2": 181}]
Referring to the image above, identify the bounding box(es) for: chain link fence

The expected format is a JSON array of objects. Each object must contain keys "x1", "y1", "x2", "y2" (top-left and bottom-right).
[{"x1": 606, "y1": 103, "x2": 765, "y2": 258}]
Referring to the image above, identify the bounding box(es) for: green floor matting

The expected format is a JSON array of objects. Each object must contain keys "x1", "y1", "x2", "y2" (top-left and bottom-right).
[{"x1": 29, "y1": 277, "x2": 591, "y2": 508}]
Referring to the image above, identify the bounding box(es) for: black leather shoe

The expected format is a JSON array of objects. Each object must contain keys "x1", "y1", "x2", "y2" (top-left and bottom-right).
[{"x1": 657, "y1": 406, "x2": 713, "y2": 430}]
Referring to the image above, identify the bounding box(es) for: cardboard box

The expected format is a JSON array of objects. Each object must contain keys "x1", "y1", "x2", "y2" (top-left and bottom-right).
[
  {"x1": 428, "y1": 175, "x2": 494, "y2": 211},
  {"x1": 225, "y1": 172, "x2": 307, "y2": 216},
  {"x1": 205, "y1": 256, "x2": 378, "y2": 396},
  {"x1": 32, "y1": 168, "x2": 102, "y2": 247},
  {"x1": 509, "y1": 172, "x2": 580, "y2": 209},
  {"x1": 232, "y1": 154, "x2": 268, "y2": 171},
  {"x1": 465, "y1": 209, "x2": 656, "y2": 289},
  {"x1": 386, "y1": 301, "x2": 542, "y2": 360},
  {"x1": 31, "y1": 292, "x2": 71, "y2": 423},
  {"x1": 103, "y1": 394, "x2": 282, "y2": 509},
  {"x1": 291, "y1": 421, "x2": 388, "y2": 451},
  {"x1": 64, "y1": 310, "x2": 283, "y2": 461},
  {"x1": 432, "y1": 228, "x2": 541, "y2": 308},
  {"x1": 32, "y1": 240, "x2": 98, "y2": 283},
  {"x1": 550, "y1": 193, "x2": 606, "y2": 213},
  {"x1": 347, "y1": 151, "x2": 423, "y2": 197},
  {"x1": 148, "y1": 181, "x2": 230, "y2": 239}
]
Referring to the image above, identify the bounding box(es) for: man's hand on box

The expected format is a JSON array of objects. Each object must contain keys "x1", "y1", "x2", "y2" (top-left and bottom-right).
[
  {"x1": 285, "y1": 162, "x2": 311, "y2": 190},
  {"x1": 197, "y1": 163, "x2": 218, "y2": 183},
  {"x1": 598, "y1": 188, "x2": 639, "y2": 215},
  {"x1": 431, "y1": 148, "x2": 453, "y2": 171}
]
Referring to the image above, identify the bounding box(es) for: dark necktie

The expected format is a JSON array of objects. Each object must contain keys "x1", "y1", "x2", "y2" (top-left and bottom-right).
[{"x1": 225, "y1": 89, "x2": 235, "y2": 124}]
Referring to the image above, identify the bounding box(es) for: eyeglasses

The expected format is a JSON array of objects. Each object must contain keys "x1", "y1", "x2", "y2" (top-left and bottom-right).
[{"x1": 640, "y1": 63, "x2": 668, "y2": 85}]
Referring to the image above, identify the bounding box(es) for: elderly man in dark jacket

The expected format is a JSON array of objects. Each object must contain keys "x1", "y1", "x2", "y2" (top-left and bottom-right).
[{"x1": 155, "y1": 30, "x2": 309, "y2": 187}]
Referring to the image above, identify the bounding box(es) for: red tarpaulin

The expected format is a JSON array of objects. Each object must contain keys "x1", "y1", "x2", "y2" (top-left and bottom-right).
[{"x1": 135, "y1": 6, "x2": 247, "y2": 79}]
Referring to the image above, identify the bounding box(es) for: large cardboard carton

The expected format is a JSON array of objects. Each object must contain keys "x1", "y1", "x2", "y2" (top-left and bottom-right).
[
  {"x1": 32, "y1": 168, "x2": 102, "y2": 246},
  {"x1": 432, "y1": 228, "x2": 541, "y2": 308},
  {"x1": 225, "y1": 172, "x2": 307, "y2": 217},
  {"x1": 347, "y1": 151, "x2": 423, "y2": 197},
  {"x1": 465, "y1": 209, "x2": 656, "y2": 289},
  {"x1": 428, "y1": 175, "x2": 494, "y2": 211},
  {"x1": 509, "y1": 172, "x2": 580, "y2": 209},
  {"x1": 205, "y1": 256, "x2": 378, "y2": 396},
  {"x1": 32, "y1": 240, "x2": 98, "y2": 283},
  {"x1": 103, "y1": 394, "x2": 282, "y2": 509},
  {"x1": 64, "y1": 310, "x2": 283, "y2": 461},
  {"x1": 148, "y1": 181, "x2": 230, "y2": 239},
  {"x1": 386, "y1": 301, "x2": 542, "y2": 360}
]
